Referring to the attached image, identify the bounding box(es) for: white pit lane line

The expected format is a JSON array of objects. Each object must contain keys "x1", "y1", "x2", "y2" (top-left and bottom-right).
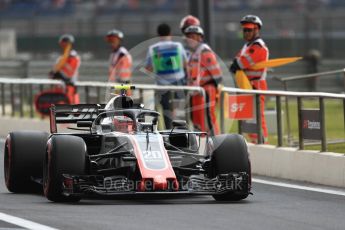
[
  {"x1": 253, "y1": 178, "x2": 345, "y2": 196},
  {"x1": 0, "y1": 213, "x2": 59, "y2": 230}
]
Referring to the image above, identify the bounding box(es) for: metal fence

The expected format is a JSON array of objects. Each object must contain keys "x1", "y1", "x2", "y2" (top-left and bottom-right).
[
  {"x1": 0, "y1": 78, "x2": 63, "y2": 117},
  {"x1": 220, "y1": 87, "x2": 345, "y2": 152},
  {"x1": 273, "y1": 68, "x2": 345, "y2": 92},
  {"x1": 0, "y1": 78, "x2": 206, "y2": 124},
  {"x1": 4, "y1": 59, "x2": 345, "y2": 92},
  {"x1": 1, "y1": 77, "x2": 345, "y2": 152},
  {"x1": 272, "y1": 69, "x2": 345, "y2": 147}
]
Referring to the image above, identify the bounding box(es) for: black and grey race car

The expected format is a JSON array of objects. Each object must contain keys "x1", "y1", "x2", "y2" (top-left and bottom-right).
[{"x1": 4, "y1": 86, "x2": 251, "y2": 202}]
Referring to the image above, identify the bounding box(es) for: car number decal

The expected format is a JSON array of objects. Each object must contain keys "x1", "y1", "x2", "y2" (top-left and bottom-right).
[{"x1": 133, "y1": 134, "x2": 167, "y2": 170}]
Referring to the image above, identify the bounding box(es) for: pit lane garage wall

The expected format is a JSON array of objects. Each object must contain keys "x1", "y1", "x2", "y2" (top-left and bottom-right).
[{"x1": 0, "y1": 116, "x2": 344, "y2": 188}]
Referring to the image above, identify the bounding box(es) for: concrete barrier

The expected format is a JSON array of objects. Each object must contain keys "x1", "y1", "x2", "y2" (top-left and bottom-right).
[
  {"x1": 271, "y1": 147, "x2": 296, "y2": 179},
  {"x1": 249, "y1": 144, "x2": 345, "y2": 188},
  {"x1": 248, "y1": 144, "x2": 275, "y2": 177},
  {"x1": 1, "y1": 116, "x2": 344, "y2": 188},
  {"x1": 311, "y1": 152, "x2": 344, "y2": 187},
  {"x1": 291, "y1": 150, "x2": 316, "y2": 182}
]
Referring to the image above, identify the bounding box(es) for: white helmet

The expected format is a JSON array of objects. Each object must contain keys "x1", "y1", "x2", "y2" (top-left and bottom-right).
[
  {"x1": 180, "y1": 15, "x2": 200, "y2": 33},
  {"x1": 58, "y1": 34, "x2": 75, "y2": 44},
  {"x1": 240, "y1": 15, "x2": 263, "y2": 28},
  {"x1": 106, "y1": 29, "x2": 124, "y2": 39},
  {"x1": 184, "y1": 25, "x2": 204, "y2": 36}
]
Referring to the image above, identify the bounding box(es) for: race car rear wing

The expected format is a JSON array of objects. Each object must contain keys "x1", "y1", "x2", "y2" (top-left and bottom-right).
[{"x1": 50, "y1": 104, "x2": 105, "y2": 133}]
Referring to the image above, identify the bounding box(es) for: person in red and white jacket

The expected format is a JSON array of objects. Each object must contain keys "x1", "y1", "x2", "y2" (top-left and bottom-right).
[
  {"x1": 105, "y1": 29, "x2": 132, "y2": 84},
  {"x1": 49, "y1": 34, "x2": 81, "y2": 104},
  {"x1": 230, "y1": 15, "x2": 269, "y2": 143},
  {"x1": 185, "y1": 25, "x2": 222, "y2": 136}
]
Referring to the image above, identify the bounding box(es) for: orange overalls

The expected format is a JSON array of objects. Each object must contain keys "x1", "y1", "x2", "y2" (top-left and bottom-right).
[
  {"x1": 53, "y1": 49, "x2": 81, "y2": 104},
  {"x1": 108, "y1": 46, "x2": 132, "y2": 83},
  {"x1": 235, "y1": 37, "x2": 269, "y2": 143},
  {"x1": 188, "y1": 43, "x2": 222, "y2": 136}
]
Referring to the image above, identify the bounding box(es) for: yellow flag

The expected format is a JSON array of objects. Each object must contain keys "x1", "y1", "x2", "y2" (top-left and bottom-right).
[
  {"x1": 235, "y1": 70, "x2": 252, "y2": 89},
  {"x1": 53, "y1": 43, "x2": 72, "y2": 72},
  {"x1": 252, "y1": 57, "x2": 302, "y2": 70},
  {"x1": 234, "y1": 57, "x2": 302, "y2": 89}
]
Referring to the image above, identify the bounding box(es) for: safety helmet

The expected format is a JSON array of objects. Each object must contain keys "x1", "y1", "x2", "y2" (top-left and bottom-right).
[
  {"x1": 106, "y1": 29, "x2": 124, "y2": 39},
  {"x1": 184, "y1": 25, "x2": 204, "y2": 36},
  {"x1": 113, "y1": 116, "x2": 133, "y2": 133},
  {"x1": 180, "y1": 15, "x2": 200, "y2": 33},
  {"x1": 58, "y1": 34, "x2": 75, "y2": 44},
  {"x1": 240, "y1": 15, "x2": 263, "y2": 29}
]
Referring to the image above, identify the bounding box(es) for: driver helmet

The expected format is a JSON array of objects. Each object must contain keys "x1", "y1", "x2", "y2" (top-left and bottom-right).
[{"x1": 113, "y1": 115, "x2": 133, "y2": 133}]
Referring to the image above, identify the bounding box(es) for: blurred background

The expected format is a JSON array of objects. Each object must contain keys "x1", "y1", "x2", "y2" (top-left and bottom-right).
[{"x1": 1, "y1": 0, "x2": 345, "y2": 91}]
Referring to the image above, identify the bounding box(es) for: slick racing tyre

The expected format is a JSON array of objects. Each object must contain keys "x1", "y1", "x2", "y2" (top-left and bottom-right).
[
  {"x1": 4, "y1": 131, "x2": 49, "y2": 193},
  {"x1": 43, "y1": 135, "x2": 86, "y2": 202},
  {"x1": 209, "y1": 134, "x2": 250, "y2": 201}
]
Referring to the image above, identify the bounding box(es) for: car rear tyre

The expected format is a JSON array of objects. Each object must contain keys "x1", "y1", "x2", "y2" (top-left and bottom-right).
[
  {"x1": 43, "y1": 135, "x2": 86, "y2": 202},
  {"x1": 209, "y1": 134, "x2": 250, "y2": 201},
  {"x1": 4, "y1": 131, "x2": 49, "y2": 193}
]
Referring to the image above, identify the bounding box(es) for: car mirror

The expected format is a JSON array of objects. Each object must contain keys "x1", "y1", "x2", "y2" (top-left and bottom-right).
[
  {"x1": 77, "y1": 121, "x2": 93, "y2": 128},
  {"x1": 172, "y1": 120, "x2": 187, "y2": 128}
]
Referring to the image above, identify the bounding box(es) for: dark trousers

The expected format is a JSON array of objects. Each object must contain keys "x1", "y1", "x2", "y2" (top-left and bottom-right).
[{"x1": 157, "y1": 78, "x2": 185, "y2": 129}]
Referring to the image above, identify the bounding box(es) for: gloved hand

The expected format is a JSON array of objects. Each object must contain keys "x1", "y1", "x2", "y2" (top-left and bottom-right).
[
  {"x1": 229, "y1": 59, "x2": 241, "y2": 74},
  {"x1": 50, "y1": 71, "x2": 74, "y2": 86}
]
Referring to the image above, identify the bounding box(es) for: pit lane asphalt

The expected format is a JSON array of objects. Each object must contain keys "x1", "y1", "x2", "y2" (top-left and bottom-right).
[{"x1": 1, "y1": 139, "x2": 345, "y2": 230}]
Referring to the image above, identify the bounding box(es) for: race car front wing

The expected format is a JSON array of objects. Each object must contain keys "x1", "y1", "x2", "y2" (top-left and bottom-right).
[{"x1": 62, "y1": 172, "x2": 250, "y2": 196}]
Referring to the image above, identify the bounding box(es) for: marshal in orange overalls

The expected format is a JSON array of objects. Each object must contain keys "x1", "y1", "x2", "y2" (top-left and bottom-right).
[
  {"x1": 229, "y1": 15, "x2": 270, "y2": 143},
  {"x1": 50, "y1": 35, "x2": 81, "y2": 104},
  {"x1": 188, "y1": 43, "x2": 222, "y2": 136}
]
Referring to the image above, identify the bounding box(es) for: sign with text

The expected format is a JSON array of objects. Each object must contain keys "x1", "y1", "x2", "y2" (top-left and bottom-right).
[
  {"x1": 228, "y1": 94, "x2": 254, "y2": 120},
  {"x1": 301, "y1": 109, "x2": 322, "y2": 140},
  {"x1": 241, "y1": 120, "x2": 258, "y2": 133}
]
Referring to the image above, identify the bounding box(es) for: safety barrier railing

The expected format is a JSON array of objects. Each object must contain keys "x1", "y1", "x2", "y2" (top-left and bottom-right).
[
  {"x1": 2, "y1": 77, "x2": 345, "y2": 152},
  {"x1": 76, "y1": 81, "x2": 206, "y2": 103},
  {"x1": 273, "y1": 69, "x2": 345, "y2": 83},
  {"x1": 0, "y1": 78, "x2": 63, "y2": 117},
  {"x1": 273, "y1": 69, "x2": 345, "y2": 147},
  {"x1": 220, "y1": 87, "x2": 345, "y2": 151},
  {"x1": 0, "y1": 78, "x2": 207, "y2": 127},
  {"x1": 76, "y1": 81, "x2": 207, "y2": 128}
]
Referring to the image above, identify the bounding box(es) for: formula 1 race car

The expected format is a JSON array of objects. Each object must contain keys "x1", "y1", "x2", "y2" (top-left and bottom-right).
[{"x1": 4, "y1": 86, "x2": 251, "y2": 202}]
